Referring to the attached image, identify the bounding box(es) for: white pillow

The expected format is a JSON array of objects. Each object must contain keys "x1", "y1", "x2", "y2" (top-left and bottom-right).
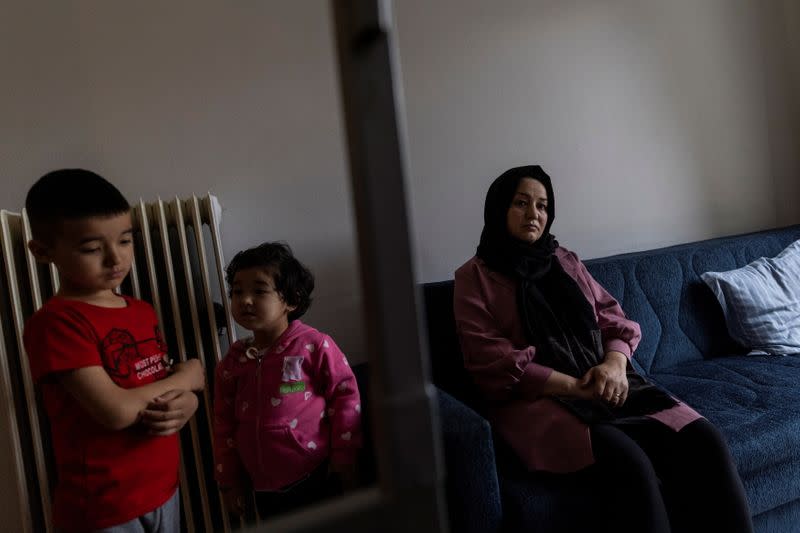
[{"x1": 701, "y1": 239, "x2": 800, "y2": 356}]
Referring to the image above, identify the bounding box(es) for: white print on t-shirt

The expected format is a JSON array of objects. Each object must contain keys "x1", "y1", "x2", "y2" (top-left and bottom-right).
[
  {"x1": 281, "y1": 356, "x2": 304, "y2": 382},
  {"x1": 134, "y1": 353, "x2": 166, "y2": 380}
]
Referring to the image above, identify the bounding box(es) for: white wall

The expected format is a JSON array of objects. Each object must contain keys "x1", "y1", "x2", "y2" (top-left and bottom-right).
[
  {"x1": 3, "y1": 0, "x2": 797, "y2": 364},
  {"x1": 763, "y1": 0, "x2": 800, "y2": 226},
  {"x1": 1, "y1": 1, "x2": 365, "y2": 358},
  {"x1": 396, "y1": 0, "x2": 800, "y2": 282},
  {"x1": 0, "y1": 3, "x2": 87, "y2": 203}
]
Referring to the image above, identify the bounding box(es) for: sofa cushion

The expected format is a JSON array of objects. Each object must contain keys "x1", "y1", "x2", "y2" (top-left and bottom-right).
[
  {"x1": 700, "y1": 239, "x2": 800, "y2": 356},
  {"x1": 585, "y1": 226, "x2": 800, "y2": 373},
  {"x1": 421, "y1": 280, "x2": 484, "y2": 410},
  {"x1": 650, "y1": 355, "x2": 800, "y2": 515},
  {"x1": 437, "y1": 390, "x2": 503, "y2": 533}
]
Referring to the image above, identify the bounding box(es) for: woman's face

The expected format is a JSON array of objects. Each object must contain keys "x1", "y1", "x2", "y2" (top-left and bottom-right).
[{"x1": 506, "y1": 178, "x2": 548, "y2": 243}]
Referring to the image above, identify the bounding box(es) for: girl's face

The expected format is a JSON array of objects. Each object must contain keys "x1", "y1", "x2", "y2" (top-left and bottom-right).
[
  {"x1": 230, "y1": 267, "x2": 295, "y2": 337},
  {"x1": 506, "y1": 178, "x2": 549, "y2": 243}
]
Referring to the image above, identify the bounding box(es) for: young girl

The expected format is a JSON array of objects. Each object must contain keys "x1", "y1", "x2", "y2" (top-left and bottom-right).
[{"x1": 213, "y1": 242, "x2": 361, "y2": 519}]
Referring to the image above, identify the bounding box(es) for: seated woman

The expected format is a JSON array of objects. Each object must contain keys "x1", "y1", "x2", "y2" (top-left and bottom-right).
[{"x1": 453, "y1": 165, "x2": 753, "y2": 533}]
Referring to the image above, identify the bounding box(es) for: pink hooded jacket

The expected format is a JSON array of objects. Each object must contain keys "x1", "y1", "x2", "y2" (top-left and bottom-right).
[{"x1": 213, "y1": 320, "x2": 361, "y2": 491}]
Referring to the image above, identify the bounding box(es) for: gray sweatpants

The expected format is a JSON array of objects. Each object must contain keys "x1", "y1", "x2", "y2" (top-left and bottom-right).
[{"x1": 91, "y1": 489, "x2": 180, "y2": 533}]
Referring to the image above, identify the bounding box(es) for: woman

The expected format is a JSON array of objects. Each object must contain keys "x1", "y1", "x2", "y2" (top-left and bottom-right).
[{"x1": 453, "y1": 165, "x2": 752, "y2": 533}]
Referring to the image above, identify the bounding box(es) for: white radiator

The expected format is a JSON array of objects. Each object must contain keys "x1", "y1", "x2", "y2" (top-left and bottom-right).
[{"x1": 0, "y1": 194, "x2": 240, "y2": 532}]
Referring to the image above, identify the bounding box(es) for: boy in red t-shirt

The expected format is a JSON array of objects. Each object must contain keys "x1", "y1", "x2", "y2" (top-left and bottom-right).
[{"x1": 22, "y1": 169, "x2": 206, "y2": 533}]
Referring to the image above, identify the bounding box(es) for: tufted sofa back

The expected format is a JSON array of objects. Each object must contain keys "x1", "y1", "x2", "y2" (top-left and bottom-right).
[
  {"x1": 584, "y1": 225, "x2": 800, "y2": 374},
  {"x1": 421, "y1": 225, "x2": 800, "y2": 400}
]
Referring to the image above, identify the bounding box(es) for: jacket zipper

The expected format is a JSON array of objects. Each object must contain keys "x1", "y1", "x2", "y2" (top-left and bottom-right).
[{"x1": 255, "y1": 353, "x2": 264, "y2": 475}]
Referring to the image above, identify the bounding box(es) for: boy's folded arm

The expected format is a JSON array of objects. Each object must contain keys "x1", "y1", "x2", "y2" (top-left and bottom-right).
[{"x1": 59, "y1": 360, "x2": 205, "y2": 431}]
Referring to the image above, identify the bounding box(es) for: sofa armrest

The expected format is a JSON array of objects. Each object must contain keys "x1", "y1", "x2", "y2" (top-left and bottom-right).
[{"x1": 436, "y1": 388, "x2": 502, "y2": 533}]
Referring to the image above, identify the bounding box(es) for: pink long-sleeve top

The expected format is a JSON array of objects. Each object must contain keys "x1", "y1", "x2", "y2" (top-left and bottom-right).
[
  {"x1": 454, "y1": 247, "x2": 701, "y2": 473},
  {"x1": 213, "y1": 320, "x2": 361, "y2": 491}
]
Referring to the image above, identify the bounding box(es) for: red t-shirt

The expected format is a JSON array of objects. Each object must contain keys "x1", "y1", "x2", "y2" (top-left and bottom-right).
[{"x1": 23, "y1": 296, "x2": 179, "y2": 532}]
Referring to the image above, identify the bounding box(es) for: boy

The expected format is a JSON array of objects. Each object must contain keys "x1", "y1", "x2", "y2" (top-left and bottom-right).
[{"x1": 23, "y1": 169, "x2": 205, "y2": 533}]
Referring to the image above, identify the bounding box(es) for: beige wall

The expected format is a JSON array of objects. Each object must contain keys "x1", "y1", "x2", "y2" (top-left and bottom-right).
[
  {"x1": 1, "y1": 1, "x2": 365, "y2": 357},
  {"x1": 397, "y1": 0, "x2": 800, "y2": 282}
]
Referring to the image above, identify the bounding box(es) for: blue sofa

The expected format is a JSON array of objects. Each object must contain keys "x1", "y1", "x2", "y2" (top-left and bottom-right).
[{"x1": 423, "y1": 224, "x2": 800, "y2": 533}]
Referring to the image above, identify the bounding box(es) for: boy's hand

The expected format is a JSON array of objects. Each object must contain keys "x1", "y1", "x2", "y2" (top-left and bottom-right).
[
  {"x1": 221, "y1": 484, "x2": 248, "y2": 516},
  {"x1": 173, "y1": 358, "x2": 206, "y2": 391},
  {"x1": 140, "y1": 390, "x2": 199, "y2": 436}
]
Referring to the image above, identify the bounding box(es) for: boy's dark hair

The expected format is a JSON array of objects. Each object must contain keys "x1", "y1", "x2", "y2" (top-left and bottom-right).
[
  {"x1": 225, "y1": 242, "x2": 314, "y2": 321},
  {"x1": 25, "y1": 169, "x2": 130, "y2": 242}
]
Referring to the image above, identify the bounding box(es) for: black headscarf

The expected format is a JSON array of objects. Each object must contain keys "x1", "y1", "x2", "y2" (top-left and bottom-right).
[
  {"x1": 476, "y1": 165, "x2": 676, "y2": 422},
  {"x1": 477, "y1": 165, "x2": 558, "y2": 279}
]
